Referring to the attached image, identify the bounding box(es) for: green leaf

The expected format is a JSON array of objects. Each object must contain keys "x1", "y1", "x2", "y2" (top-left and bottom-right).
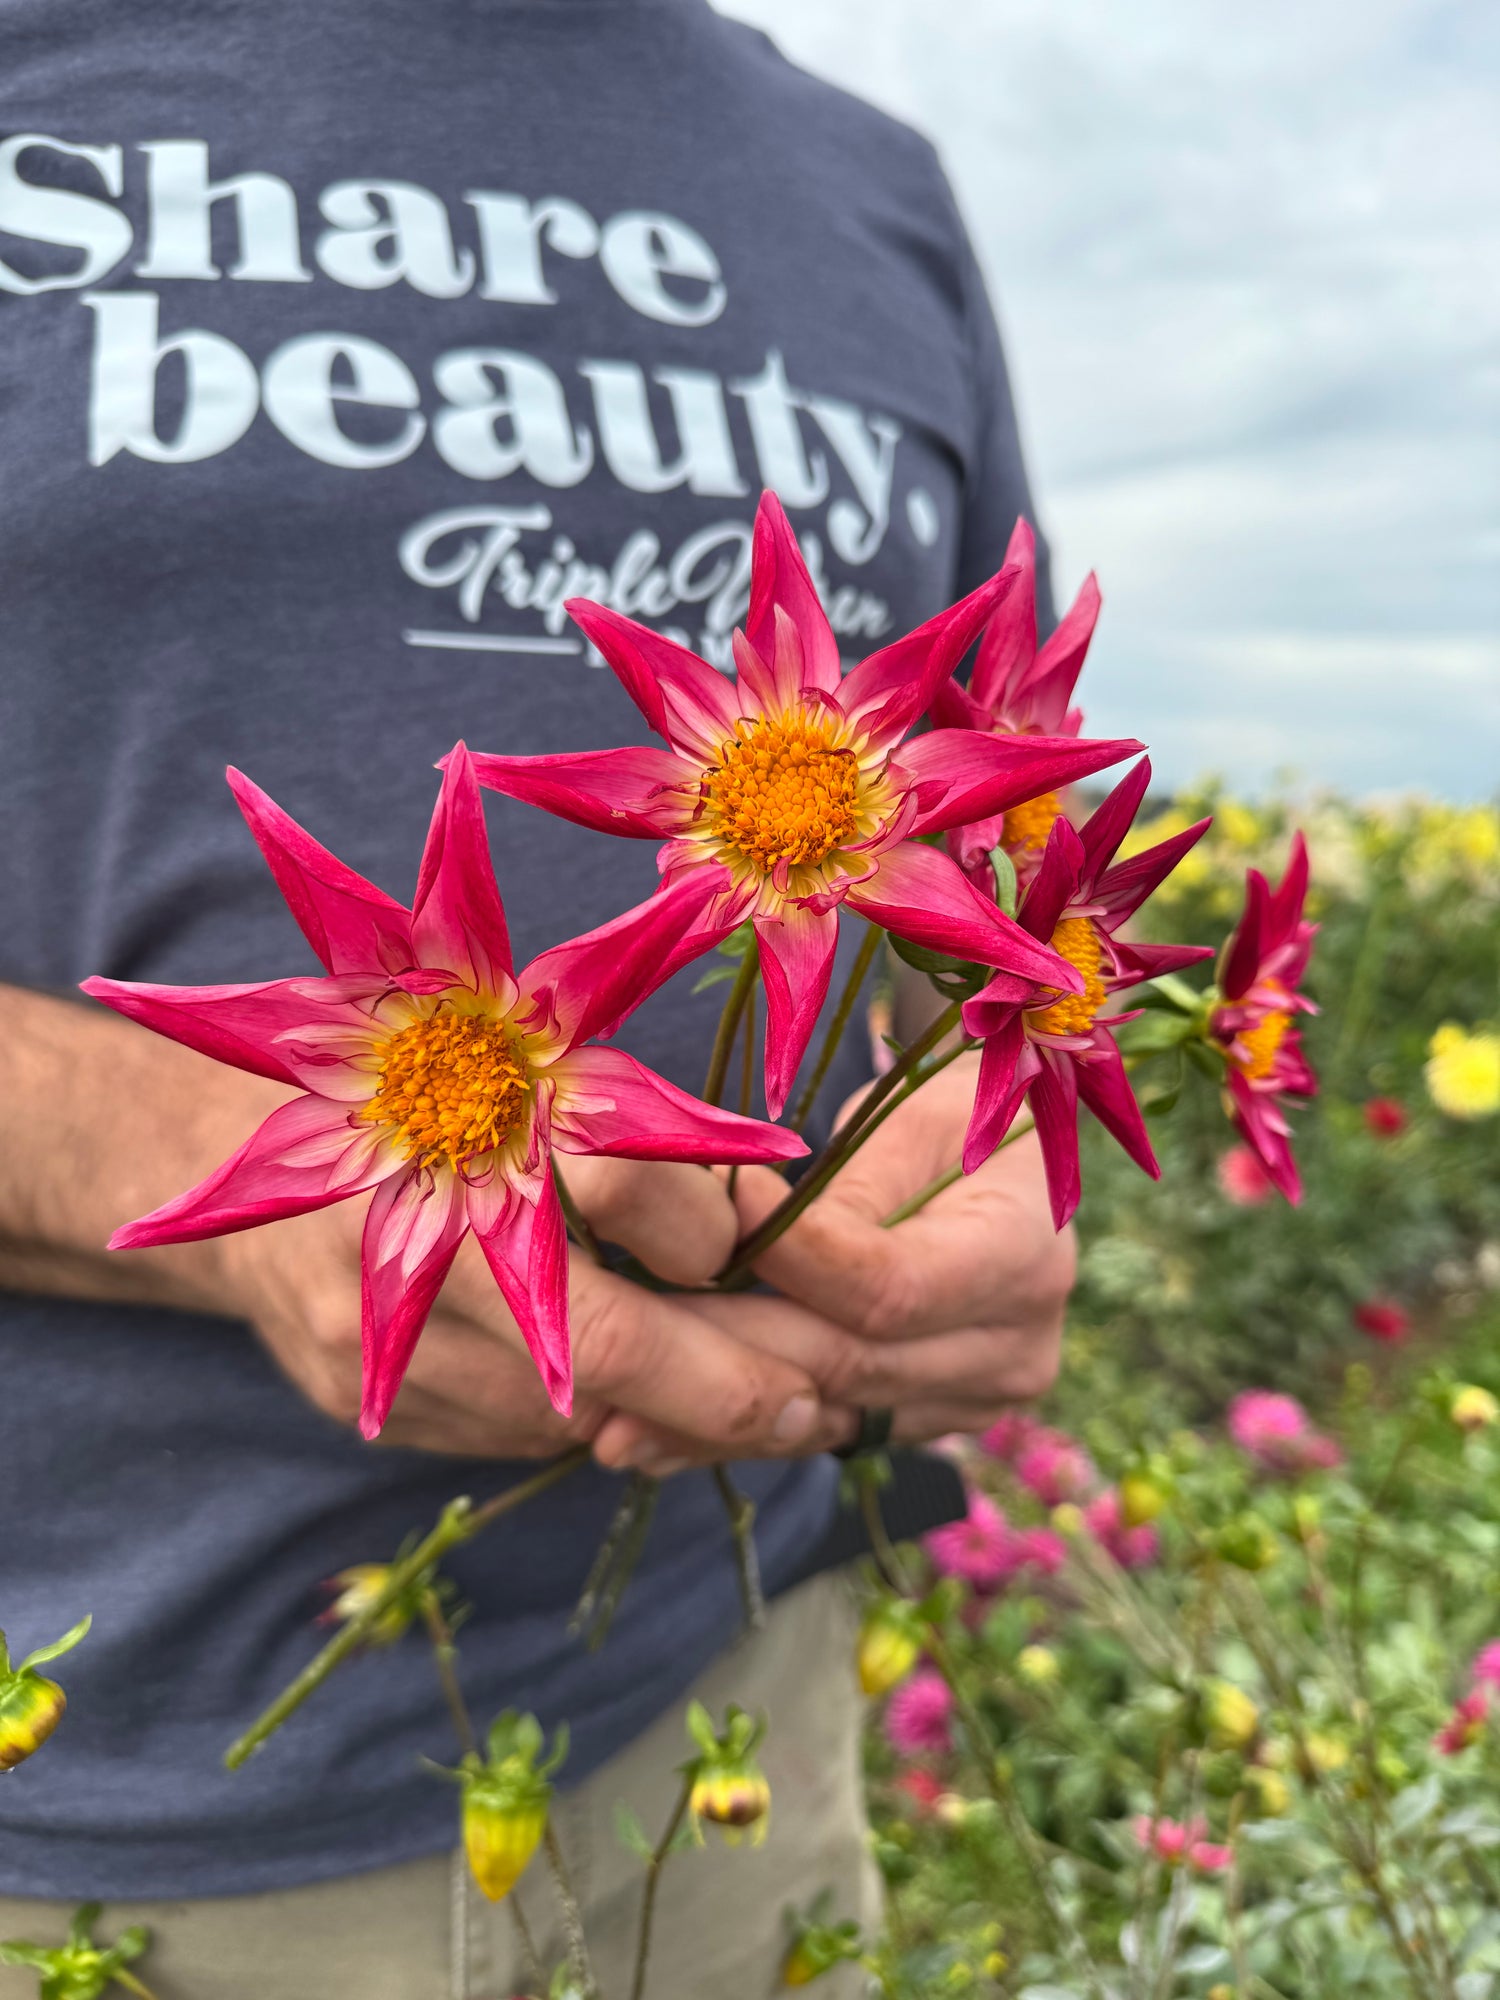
[
  {"x1": 613, "y1": 1801, "x2": 654, "y2": 1861},
  {"x1": 17, "y1": 1616, "x2": 91, "y2": 1675},
  {"x1": 988, "y1": 846, "x2": 1019, "y2": 919},
  {"x1": 1113, "y1": 1013, "x2": 1197, "y2": 1056},
  {"x1": 66, "y1": 1909, "x2": 101, "y2": 1951},
  {"x1": 0, "y1": 1943, "x2": 56, "y2": 1969}
]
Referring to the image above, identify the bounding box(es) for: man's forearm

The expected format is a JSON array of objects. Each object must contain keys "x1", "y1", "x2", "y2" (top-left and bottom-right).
[{"x1": 0, "y1": 981, "x2": 286, "y2": 1311}]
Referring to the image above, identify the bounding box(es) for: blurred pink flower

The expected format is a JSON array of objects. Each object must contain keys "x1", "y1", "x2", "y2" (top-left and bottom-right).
[
  {"x1": 978, "y1": 1411, "x2": 1041, "y2": 1463},
  {"x1": 1085, "y1": 1490, "x2": 1160, "y2": 1569},
  {"x1": 885, "y1": 1669, "x2": 955, "y2": 1756},
  {"x1": 1435, "y1": 1689, "x2": 1488, "y2": 1756},
  {"x1": 1015, "y1": 1427, "x2": 1096, "y2": 1506},
  {"x1": 1227, "y1": 1391, "x2": 1342, "y2": 1475},
  {"x1": 894, "y1": 1767, "x2": 945, "y2": 1814},
  {"x1": 1216, "y1": 1144, "x2": 1275, "y2": 1205},
  {"x1": 1363, "y1": 1097, "x2": 1408, "y2": 1138},
  {"x1": 1134, "y1": 1815, "x2": 1229, "y2": 1873},
  {"x1": 1353, "y1": 1299, "x2": 1411, "y2": 1345},
  {"x1": 925, "y1": 1491, "x2": 1014, "y2": 1591},
  {"x1": 1471, "y1": 1642, "x2": 1500, "y2": 1691},
  {"x1": 1188, "y1": 1840, "x2": 1233, "y2": 1875},
  {"x1": 1012, "y1": 1526, "x2": 1068, "y2": 1577}
]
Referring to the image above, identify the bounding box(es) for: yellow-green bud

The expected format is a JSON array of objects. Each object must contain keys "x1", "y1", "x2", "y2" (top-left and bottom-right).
[
  {"x1": 0, "y1": 1616, "x2": 90, "y2": 1772},
  {"x1": 324, "y1": 1564, "x2": 418, "y2": 1647},
  {"x1": 857, "y1": 1606, "x2": 920, "y2": 1697},
  {"x1": 1247, "y1": 1765, "x2": 1291, "y2": 1816},
  {"x1": 685, "y1": 1701, "x2": 770, "y2": 1846},
  {"x1": 1205, "y1": 1679, "x2": 1260, "y2": 1751},
  {"x1": 1015, "y1": 1645, "x2": 1060, "y2": 1687},
  {"x1": 1215, "y1": 1514, "x2": 1279, "y2": 1572},
  {"x1": 1051, "y1": 1503, "x2": 1086, "y2": 1538},
  {"x1": 1302, "y1": 1731, "x2": 1349, "y2": 1775},
  {"x1": 1451, "y1": 1385, "x2": 1499, "y2": 1433},
  {"x1": 1119, "y1": 1472, "x2": 1166, "y2": 1528},
  {"x1": 452, "y1": 1710, "x2": 565, "y2": 1903}
]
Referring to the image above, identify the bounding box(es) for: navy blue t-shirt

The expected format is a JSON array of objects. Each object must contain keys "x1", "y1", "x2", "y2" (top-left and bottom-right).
[{"x1": 0, "y1": 0, "x2": 1049, "y2": 1896}]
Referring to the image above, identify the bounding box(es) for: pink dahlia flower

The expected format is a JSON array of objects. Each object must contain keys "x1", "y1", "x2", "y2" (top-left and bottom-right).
[
  {"x1": 957, "y1": 759, "x2": 1214, "y2": 1228},
  {"x1": 1084, "y1": 1490, "x2": 1160, "y2": 1569},
  {"x1": 931, "y1": 516, "x2": 1100, "y2": 883},
  {"x1": 1216, "y1": 1144, "x2": 1275, "y2": 1206},
  {"x1": 1227, "y1": 1392, "x2": 1341, "y2": 1475},
  {"x1": 1210, "y1": 833, "x2": 1318, "y2": 1204},
  {"x1": 466, "y1": 491, "x2": 1140, "y2": 1115},
  {"x1": 977, "y1": 1411, "x2": 1041, "y2": 1463},
  {"x1": 925, "y1": 1490, "x2": 1014, "y2": 1591},
  {"x1": 884, "y1": 1669, "x2": 955, "y2": 1756},
  {"x1": 1435, "y1": 1689, "x2": 1488, "y2": 1756},
  {"x1": 83, "y1": 749, "x2": 804, "y2": 1436},
  {"x1": 1471, "y1": 1642, "x2": 1500, "y2": 1691},
  {"x1": 1353, "y1": 1298, "x2": 1411, "y2": 1345},
  {"x1": 1134, "y1": 1816, "x2": 1231, "y2": 1875},
  {"x1": 1014, "y1": 1427, "x2": 1096, "y2": 1507}
]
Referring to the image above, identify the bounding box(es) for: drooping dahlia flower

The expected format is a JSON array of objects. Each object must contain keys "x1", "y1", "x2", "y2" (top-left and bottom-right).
[
  {"x1": 83, "y1": 748, "x2": 804, "y2": 1435},
  {"x1": 467, "y1": 492, "x2": 1141, "y2": 1115},
  {"x1": 932, "y1": 516, "x2": 1100, "y2": 884},
  {"x1": 1210, "y1": 833, "x2": 1318, "y2": 1203},
  {"x1": 957, "y1": 758, "x2": 1214, "y2": 1227}
]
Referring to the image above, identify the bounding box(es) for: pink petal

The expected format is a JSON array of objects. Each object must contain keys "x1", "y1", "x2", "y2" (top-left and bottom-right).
[
  {"x1": 551, "y1": 1045, "x2": 808, "y2": 1163},
  {"x1": 1222, "y1": 869, "x2": 1272, "y2": 1002},
  {"x1": 1076, "y1": 757, "x2": 1154, "y2": 887},
  {"x1": 358, "y1": 1166, "x2": 470, "y2": 1437},
  {"x1": 846, "y1": 841, "x2": 1084, "y2": 989},
  {"x1": 226, "y1": 768, "x2": 413, "y2": 978},
  {"x1": 746, "y1": 492, "x2": 842, "y2": 694},
  {"x1": 840, "y1": 566, "x2": 1017, "y2": 751},
  {"x1": 1074, "y1": 1033, "x2": 1159, "y2": 1179},
  {"x1": 467, "y1": 744, "x2": 694, "y2": 840},
  {"x1": 1268, "y1": 831, "x2": 1311, "y2": 945},
  {"x1": 471, "y1": 1167, "x2": 573, "y2": 1414},
  {"x1": 1021, "y1": 572, "x2": 1101, "y2": 734},
  {"x1": 755, "y1": 903, "x2": 840, "y2": 1120},
  {"x1": 1228, "y1": 1076, "x2": 1303, "y2": 1204},
  {"x1": 517, "y1": 866, "x2": 734, "y2": 1052},
  {"x1": 109, "y1": 1095, "x2": 394, "y2": 1250},
  {"x1": 1030, "y1": 1051, "x2": 1083, "y2": 1230},
  {"x1": 962, "y1": 1015, "x2": 1033, "y2": 1172},
  {"x1": 1110, "y1": 939, "x2": 1217, "y2": 982},
  {"x1": 900, "y1": 730, "x2": 1143, "y2": 840},
  {"x1": 929, "y1": 678, "x2": 993, "y2": 734},
  {"x1": 729, "y1": 625, "x2": 790, "y2": 719},
  {"x1": 80, "y1": 973, "x2": 386, "y2": 1093},
  {"x1": 1019, "y1": 817, "x2": 1088, "y2": 943},
  {"x1": 970, "y1": 518, "x2": 1037, "y2": 714},
  {"x1": 411, "y1": 745, "x2": 514, "y2": 994},
  {"x1": 1095, "y1": 816, "x2": 1214, "y2": 925},
  {"x1": 565, "y1": 599, "x2": 740, "y2": 758}
]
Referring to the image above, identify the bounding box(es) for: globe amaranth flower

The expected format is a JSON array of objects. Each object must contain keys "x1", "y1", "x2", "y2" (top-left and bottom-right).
[
  {"x1": 1424, "y1": 1023, "x2": 1500, "y2": 1120},
  {"x1": 1210, "y1": 832, "x2": 1318, "y2": 1203},
  {"x1": 83, "y1": 748, "x2": 805, "y2": 1435},
  {"x1": 466, "y1": 491, "x2": 1141, "y2": 1115},
  {"x1": 1226, "y1": 1391, "x2": 1342, "y2": 1475},
  {"x1": 1084, "y1": 1489, "x2": 1160, "y2": 1569},
  {"x1": 884, "y1": 1668, "x2": 954, "y2": 1757},
  {"x1": 930, "y1": 515, "x2": 1101, "y2": 884},
  {"x1": 957, "y1": 757, "x2": 1213, "y2": 1228}
]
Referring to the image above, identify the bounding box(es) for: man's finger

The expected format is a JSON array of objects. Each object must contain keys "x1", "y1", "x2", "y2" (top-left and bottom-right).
[{"x1": 562, "y1": 1156, "x2": 739, "y2": 1286}]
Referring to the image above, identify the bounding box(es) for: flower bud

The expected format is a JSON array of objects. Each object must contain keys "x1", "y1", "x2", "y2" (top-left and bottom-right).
[
  {"x1": 1015, "y1": 1645, "x2": 1060, "y2": 1687},
  {"x1": 1451, "y1": 1385, "x2": 1499, "y2": 1433},
  {"x1": 1050, "y1": 1502, "x2": 1086, "y2": 1539},
  {"x1": 1246, "y1": 1764, "x2": 1290, "y2": 1816},
  {"x1": 689, "y1": 1765, "x2": 772, "y2": 1838},
  {"x1": 322, "y1": 1563, "x2": 420, "y2": 1646},
  {"x1": 1214, "y1": 1514, "x2": 1279, "y2": 1572},
  {"x1": 684, "y1": 1701, "x2": 770, "y2": 1846},
  {"x1": 452, "y1": 1710, "x2": 565, "y2": 1903},
  {"x1": 0, "y1": 1616, "x2": 90, "y2": 1772},
  {"x1": 857, "y1": 1605, "x2": 920, "y2": 1697},
  {"x1": 1119, "y1": 1472, "x2": 1166, "y2": 1528},
  {"x1": 1205, "y1": 1679, "x2": 1259, "y2": 1751}
]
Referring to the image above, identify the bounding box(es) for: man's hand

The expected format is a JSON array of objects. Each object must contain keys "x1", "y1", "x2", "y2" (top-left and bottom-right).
[{"x1": 591, "y1": 1053, "x2": 1073, "y2": 1465}]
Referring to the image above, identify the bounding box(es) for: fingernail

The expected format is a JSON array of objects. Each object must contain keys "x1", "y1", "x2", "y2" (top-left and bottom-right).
[
  {"x1": 773, "y1": 1393, "x2": 820, "y2": 1448},
  {"x1": 620, "y1": 1446, "x2": 693, "y2": 1478}
]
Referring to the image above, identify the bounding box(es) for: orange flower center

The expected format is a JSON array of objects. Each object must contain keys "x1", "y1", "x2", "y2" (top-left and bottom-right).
[
  {"x1": 1003, "y1": 790, "x2": 1061, "y2": 856},
  {"x1": 701, "y1": 713, "x2": 861, "y2": 874},
  {"x1": 1029, "y1": 915, "x2": 1108, "y2": 1037},
  {"x1": 1233, "y1": 990, "x2": 1293, "y2": 1081},
  {"x1": 362, "y1": 1007, "x2": 530, "y2": 1168}
]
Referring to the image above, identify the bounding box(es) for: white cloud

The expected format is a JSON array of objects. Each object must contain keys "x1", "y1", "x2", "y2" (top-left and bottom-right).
[{"x1": 714, "y1": 0, "x2": 1500, "y2": 799}]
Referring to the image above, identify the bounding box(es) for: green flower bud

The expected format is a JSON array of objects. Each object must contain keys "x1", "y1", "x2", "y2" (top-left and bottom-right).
[
  {"x1": 1215, "y1": 1514, "x2": 1279, "y2": 1572},
  {"x1": 857, "y1": 1604, "x2": 921, "y2": 1697},
  {"x1": 0, "y1": 1618, "x2": 90, "y2": 1773},
  {"x1": 449, "y1": 1710, "x2": 567, "y2": 1903},
  {"x1": 684, "y1": 1701, "x2": 770, "y2": 1845}
]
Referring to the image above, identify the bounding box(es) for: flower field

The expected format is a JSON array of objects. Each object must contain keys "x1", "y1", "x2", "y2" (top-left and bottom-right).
[{"x1": 851, "y1": 792, "x2": 1500, "y2": 2000}]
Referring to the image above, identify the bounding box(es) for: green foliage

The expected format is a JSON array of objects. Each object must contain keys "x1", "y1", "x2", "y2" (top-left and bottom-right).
[{"x1": 0, "y1": 1905, "x2": 150, "y2": 2000}]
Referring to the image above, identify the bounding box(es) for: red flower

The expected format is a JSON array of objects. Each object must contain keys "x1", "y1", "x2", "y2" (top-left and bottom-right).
[
  {"x1": 83, "y1": 750, "x2": 804, "y2": 1435},
  {"x1": 1216, "y1": 1144, "x2": 1276, "y2": 1206},
  {"x1": 1210, "y1": 834, "x2": 1318, "y2": 1204},
  {"x1": 1353, "y1": 1299, "x2": 1411, "y2": 1345},
  {"x1": 931, "y1": 517, "x2": 1101, "y2": 883},
  {"x1": 957, "y1": 759, "x2": 1213, "y2": 1227},
  {"x1": 1435, "y1": 1689, "x2": 1487, "y2": 1756},
  {"x1": 465, "y1": 493, "x2": 1140, "y2": 1114},
  {"x1": 1363, "y1": 1096, "x2": 1407, "y2": 1138}
]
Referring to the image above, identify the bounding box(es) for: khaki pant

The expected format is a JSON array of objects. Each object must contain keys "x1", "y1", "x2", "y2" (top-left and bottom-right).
[{"x1": 0, "y1": 1574, "x2": 880, "y2": 2000}]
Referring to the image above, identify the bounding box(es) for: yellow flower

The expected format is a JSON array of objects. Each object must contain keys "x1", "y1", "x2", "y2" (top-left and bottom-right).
[
  {"x1": 1051, "y1": 1503, "x2": 1087, "y2": 1538},
  {"x1": 1303, "y1": 1731, "x2": 1349, "y2": 1775},
  {"x1": 1247, "y1": 1765, "x2": 1291, "y2": 1815},
  {"x1": 1206, "y1": 1680, "x2": 1259, "y2": 1750},
  {"x1": 1425, "y1": 1024, "x2": 1500, "y2": 1121},
  {"x1": 1452, "y1": 1385, "x2": 1500, "y2": 1432},
  {"x1": 857, "y1": 1606, "x2": 920, "y2": 1697},
  {"x1": 1119, "y1": 1472, "x2": 1166, "y2": 1527},
  {"x1": 1015, "y1": 1645, "x2": 1060, "y2": 1687}
]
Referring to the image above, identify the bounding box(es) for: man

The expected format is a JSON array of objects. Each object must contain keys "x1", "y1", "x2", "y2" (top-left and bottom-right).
[{"x1": 0, "y1": 1, "x2": 1073, "y2": 1993}]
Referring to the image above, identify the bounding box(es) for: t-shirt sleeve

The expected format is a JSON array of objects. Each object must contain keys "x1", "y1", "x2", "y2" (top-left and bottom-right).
[{"x1": 944, "y1": 188, "x2": 1057, "y2": 632}]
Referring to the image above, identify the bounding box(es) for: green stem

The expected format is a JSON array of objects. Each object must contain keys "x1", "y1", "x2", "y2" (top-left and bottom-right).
[
  {"x1": 507, "y1": 1894, "x2": 547, "y2": 2000},
  {"x1": 881, "y1": 1109, "x2": 1037, "y2": 1228},
  {"x1": 113, "y1": 1975, "x2": 162, "y2": 2000},
  {"x1": 552, "y1": 1158, "x2": 605, "y2": 1266},
  {"x1": 224, "y1": 1448, "x2": 591, "y2": 1768},
  {"x1": 543, "y1": 1821, "x2": 599, "y2": 2000},
  {"x1": 628, "y1": 1777, "x2": 695, "y2": 2000},
  {"x1": 420, "y1": 1588, "x2": 476, "y2": 1759},
  {"x1": 712, "y1": 1464, "x2": 765, "y2": 1631},
  {"x1": 717, "y1": 1004, "x2": 968, "y2": 1283},
  {"x1": 702, "y1": 941, "x2": 760, "y2": 1107},
  {"x1": 789, "y1": 923, "x2": 883, "y2": 1134},
  {"x1": 727, "y1": 983, "x2": 758, "y2": 1202}
]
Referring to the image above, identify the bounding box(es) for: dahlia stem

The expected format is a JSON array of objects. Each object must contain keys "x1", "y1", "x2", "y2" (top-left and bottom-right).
[
  {"x1": 508, "y1": 1894, "x2": 547, "y2": 2000},
  {"x1": 543, "y1": 1821, "x2": 600, "y2": 2000},
  {"x1": 716, "y1": 1003, "x2": 968, "y2": 1284},
  {"x1": 880, "y1": 1110, "x2": 1037, "y2": 1227},
  {"x1": 702, "y1": 941, "x2": 760, "y2": 1107},
  {"x1": 569, "y1": 1471, "x2": 660, "y2": 1651},
  {"x1": 712, "y1": 1464, "x2": 765, "y2": 1631},
  {"x1": 552, "y1": 1159, "x2": 605, "y2": 1266},
  {"x1": 788, "y1": 922, "x2": 883, "y2": 1134},
  {"x1": 224, "y1": 1448, "x2": 590, "y2": 1768},
  {"x1": 726, "y1": 984, "x2": 758, "y2": 1202},
  {"x1": 420, "y1": 1587, "x2": 476, "y2": 1759},
  {"x1": 628, "y1": 1775, "x2": 695, "y2": 2000}
]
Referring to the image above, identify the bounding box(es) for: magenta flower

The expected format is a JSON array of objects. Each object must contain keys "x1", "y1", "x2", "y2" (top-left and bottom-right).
[
  {"x1": 1134, "y1": 1816, "x2": 1231, "y2": 1875},
  {"x1": 1210, "y1": 833, "x2": 1318, "y2": 1204},
  {"x1": 1014, "y1": 1427, "x2": 1096, "y2": 1507},
  {"x1": 957, "y1": 759, "x2": 1214, "y2": 1228},
  {"x1": 977, "y1": 1411, "x2": 1042, "y2": 1463},
  {"x1": 931, "y1": 517, "x2": 1100, "y2": 882},
  {"x1": 1084, "y1": 1490, "x2": 1160, "y2": 1569},
  {"x1": 1187, "y1": 1840, "x2": 1233, "y2": 1876},
  {"x1": 1010, "y1": 1526, "x2": 1068, "y2": 1577},
  {"x1": 1216, "y1": 1144, "x2": 1275, "y2": 1206},
  {"x1": 83, "y1": 749, "x2": 804, "y2": 1436},
  {"x1": 1353, "y1": 1298, "x2": 1411, "y2": 1345},
  {"x1": 1226, "y1": 1392, "x2": 1342, "y2": 1476},
  {"x1": 1471, "y1": 1642, "x2": 1500, "y2": 1691},
  {"x1": 466, "y1": 492, "x2": 1141, "y2": 1115},
  {"x1": 884, "y1": 1669, "x2": 955, "y2": 1757},
  {"x1": 925, "y1": 1490, "x2": 1015, "y2": 1591},
  {"x1": 1435, "y1": 1689, "x2": 1488, "y2": 1756}
]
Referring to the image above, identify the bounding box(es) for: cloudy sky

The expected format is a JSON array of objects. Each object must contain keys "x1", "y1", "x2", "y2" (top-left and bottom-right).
[{"x1": 717, "y1": 0, "x2": 1499, "y2": 800}]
